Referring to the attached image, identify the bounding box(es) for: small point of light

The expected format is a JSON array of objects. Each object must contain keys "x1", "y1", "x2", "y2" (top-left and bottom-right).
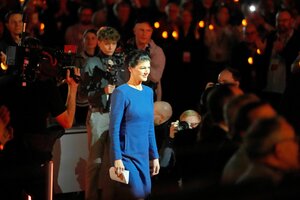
[
  {"x1": 242, "y1": 19, "x2": 247, "y2": 27},
  {"x1": 257, "y1": 49, "x2": 261, "y2": 55},
  {"x1": 249, "y1": 5, "x2": 256, "y2": 12},
  {"x1": 40, "y1": 23, "x2": 45, "y2": 30},
  {"x1": 154, "y1": 22, "x2": 160, "y2": 29},
  {"x1": 162, "y1": 31, "x2": 168, "y2": 39},
  {"x1": 198, "y1": 20, "x2": 205, "y2": 28},
  {"x1": 19, "y1": 0, "x2": 25, "y2": 3},
  {"x1": 233, "y1": 0, "x2": 239, "y2": 3},
  {"x1": 248, "y1": 57, "x2": 254, "y2": 65},
  {"x1": 27, "y1": 194, "x2": 32, "y2": 200},
  {"x1": 172, "y1": 31, "x2": 178, "y2": 40},
  {"x1": 208, "y1": 24, "x2": 214, "y2": 30}
]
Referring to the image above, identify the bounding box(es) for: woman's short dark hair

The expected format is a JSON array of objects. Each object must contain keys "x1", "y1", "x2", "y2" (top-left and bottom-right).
[{"x1": 125, "y1": 49, "x2": 150, "y2": 68}]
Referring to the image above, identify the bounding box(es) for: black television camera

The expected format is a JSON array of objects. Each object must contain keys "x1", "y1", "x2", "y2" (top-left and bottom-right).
[
  {"x1": 51, "y1": 45, "x2": 81, "y2": 84},
  {"x1": 6, "y1": 39, "x2": 44, "y2": 86},
  {"x1": 5, "y1": 39, "x2": 80, "y2": 86}
]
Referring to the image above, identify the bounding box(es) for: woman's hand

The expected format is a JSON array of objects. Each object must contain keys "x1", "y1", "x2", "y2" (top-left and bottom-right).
[
  {"x1": 104, "y1": 84, "x2": 116, "y2": 94},
  {"x1": 150, "y1": 158, "x2": 160, "y2": 176},
  {"x1": 114, "y1": 159, "x2": 125, "y2": 176}
]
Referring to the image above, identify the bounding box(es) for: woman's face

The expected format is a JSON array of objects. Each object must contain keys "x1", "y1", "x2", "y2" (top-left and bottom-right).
[
  {"x1": 83, "y1": 32, "x2": 98, "y2": 50},
  {"x1": 129, "y1": 60, "x2": 150, "y2": 82}
]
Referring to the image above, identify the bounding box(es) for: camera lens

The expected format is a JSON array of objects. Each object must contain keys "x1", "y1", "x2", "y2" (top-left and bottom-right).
[{"x1": 177, "y1": 121, "x2": 189, "y2": 131}]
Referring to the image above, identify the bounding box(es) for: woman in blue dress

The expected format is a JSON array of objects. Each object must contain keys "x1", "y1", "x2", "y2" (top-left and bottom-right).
[{"x1": 109, "y1": 49, "x2": 160, "y2": 200}]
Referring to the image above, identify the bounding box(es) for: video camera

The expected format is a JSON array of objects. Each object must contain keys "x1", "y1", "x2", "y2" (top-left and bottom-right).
[
  {"x1": 98, "y1": 52, "x2": 125, "y2": 85},
  {"x1": 51, "y1": 45, "x2": 81, "y2": 83},
  {"x1": 6, "y1": 44, "x2": 41, "y2": 86},
  {"x1": 5, "y1": 39, "x2": 80, "y2": 86}
]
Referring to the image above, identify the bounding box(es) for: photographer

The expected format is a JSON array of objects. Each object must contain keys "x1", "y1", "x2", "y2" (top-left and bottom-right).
[
  {"x1": 171, "y1": 110, "x2": 201, "y2": 190},
  {"x1": 152, "y1": 106, "x2": 201, "y2": 197},
  {"x1": 0, "y1": 36, "x2": 80, "y2": 199}
]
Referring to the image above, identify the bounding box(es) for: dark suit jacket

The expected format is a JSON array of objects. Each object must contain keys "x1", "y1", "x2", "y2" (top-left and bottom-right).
[{"x1": 261, "y1": 30, "x2": 300, "y2": 89}]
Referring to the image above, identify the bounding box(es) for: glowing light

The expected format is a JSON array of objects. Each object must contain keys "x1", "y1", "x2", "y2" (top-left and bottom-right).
[
  {"x1": 172, "y1": 31, "x2": 178, "y2": 40},
  {"x1": 154, "y1": 22, "x2": 160, "y2": 29},
  {"x1": 233, "y1": 0, "x2": 239, "y2": 2},
  {"x1": 248, "y1": 57, "x2": 254, "y2": 65},
  {"x1": 162, "y1": 31, "x2": 168, "y2": 39},
  {"x1": 27, "y1": 194, "x2": 32, "y2": 200},
  {"x1": 249, "y1": 5, "x2": 256, "y2": 13},
  {"x1": 242, "y1": 19, "x2": 247, "y2": 27},
  {"x1": 257, "y1": 49, "x2": 261, "y2": 55},
  {"x1": 198, "y1": 20, "x2": 205, "y2": 28},
  {"x1": 208, "y1": 24, "x2": 214, "y2": 30},
  {"x1": 19, "y1": 0, "x2": 25, "y2": 3},
  {"x1": 40, "y1": 23, "x2": 45, "y2": 31},
  {"x1": 1, "y1": 62, "x2": 8, "y2": 70}
]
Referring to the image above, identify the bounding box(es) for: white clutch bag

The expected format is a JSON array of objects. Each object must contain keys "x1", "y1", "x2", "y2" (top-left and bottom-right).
[{"x1": 109, "y1": 167, "x2": 129, "y2": 184}]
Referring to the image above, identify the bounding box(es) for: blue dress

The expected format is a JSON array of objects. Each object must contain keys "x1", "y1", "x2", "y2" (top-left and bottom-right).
[{"x1": 109, "y1": 83, "x2": 159, "y2": 199}]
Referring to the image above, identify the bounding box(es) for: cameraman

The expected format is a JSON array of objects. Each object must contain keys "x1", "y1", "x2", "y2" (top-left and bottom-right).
[
  {"x1": 80, "y1": 26, "x2": 127, "y2": 200},
  {"x1": 0, "y1": 36, "x2": 80, "y2": 199}
]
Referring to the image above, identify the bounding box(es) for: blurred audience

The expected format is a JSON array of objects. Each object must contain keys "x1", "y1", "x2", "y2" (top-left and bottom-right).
[
  {"x1": 222, "y1": 100, "x2": 277, "y2": 185},
  {"x1": 65, "y1": 6, "x2": 95, "y2": 53},
  {"x1": 236, "y1": 116, "x2": 300, "y2": 189},
  {"x1": 261, "y1": 8, "x2": 300, "y2": 110}
]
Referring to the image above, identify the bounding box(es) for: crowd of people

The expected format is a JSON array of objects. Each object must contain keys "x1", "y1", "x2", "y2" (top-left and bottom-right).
[{"x1": 1, "y1": 0, "x2": 300, "y2": 199}]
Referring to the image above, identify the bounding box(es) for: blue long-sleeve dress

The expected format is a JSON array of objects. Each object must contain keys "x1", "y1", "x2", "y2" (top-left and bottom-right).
[{"x1": 109, "y1": 83, "x2": 159, "y2": 199}]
